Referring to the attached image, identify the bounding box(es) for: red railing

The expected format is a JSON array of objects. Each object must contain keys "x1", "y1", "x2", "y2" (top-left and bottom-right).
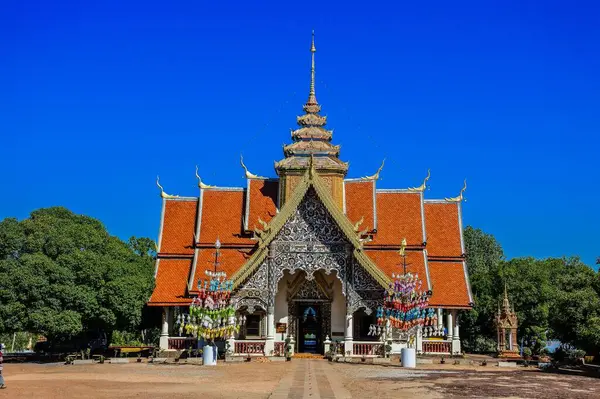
[
  {"x1": 353, "y1": 342, "x2": 383, "y2": 356},
  {"x1": 422, "y1": 341, "x2": 451, "y2": 354},
  {"x1": 234, "y1": 340, "x2": 265, "y2": 355},
  {"x1": 274, "y1": 342, "x2": 285, "y2": 357},
  {"x1": 168, "y1": 337, "x2": 196, "y2": 350}
]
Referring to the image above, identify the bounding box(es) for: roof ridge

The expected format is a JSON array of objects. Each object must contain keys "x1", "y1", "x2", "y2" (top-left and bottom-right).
[{"x1": 231, "y1": 166, "x2": 391, "y2": 289}]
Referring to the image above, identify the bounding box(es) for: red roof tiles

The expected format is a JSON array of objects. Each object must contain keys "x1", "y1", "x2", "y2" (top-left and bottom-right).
[
  {"x1": 365, "y1": 250, "x2": 430, "y2": 288},
  {"x1": 424, "y1": 202, "x2": 463, "y2": 258},
  {"x1": 159, "y1": 199, "x2": 197, "y2": 255},
  {"x1": 369, "y1": 192, "x2": 424, "y2": 246},
  {"x1": 199, "y1": 190, "x2": 253, "y2": 245},
  {"x1": 190, "y1": 249, "x2": 251, "y2": 291},
  {"x1": 246, "y1": 179, "x2": 278, "y2": 231},
  {"x1": 150, "y1": 180, "x2": 471, "y2": 309},
  {"x1": 344, "y1": 181, "x2": 375, "y2": 231},
  {"x1": 148, "y1": 259, "x2": 193, "y2": 306},
  {"x1": 428, "y1": 261, "x2": 471, "y2": 308}
]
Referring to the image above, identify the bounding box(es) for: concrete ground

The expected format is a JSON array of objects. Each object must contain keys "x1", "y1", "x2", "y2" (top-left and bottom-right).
[{"x1": 1, "y1": 359, "x2": 598, "y2": 398}]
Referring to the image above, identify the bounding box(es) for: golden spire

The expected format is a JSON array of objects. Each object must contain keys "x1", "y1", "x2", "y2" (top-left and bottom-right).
[
  {"x1": 156, "y1": 176, "x2": 180, "y2": 199},
  {"x1": 502, "y1": 283, "x2": 510, "y2": 311},
  {"x1": 308, "y1": 30, "x2": 317, "y2": 106},
  {"x1": 445, "y1": 179, "x2": 467, "y2": 202}
]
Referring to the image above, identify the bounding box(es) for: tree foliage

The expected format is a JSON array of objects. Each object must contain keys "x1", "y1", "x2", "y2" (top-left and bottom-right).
[
  {"x1": 462, "y1": 226, "x2": 600, "y2": 356},
  {"x1": 0, "y1": 207, "x2": 155, "y2": 339}
]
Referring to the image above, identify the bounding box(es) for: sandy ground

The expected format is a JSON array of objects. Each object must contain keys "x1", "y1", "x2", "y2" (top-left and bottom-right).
[{"x1": 0, "y1": 360, "x2": 598, "y2": 398}]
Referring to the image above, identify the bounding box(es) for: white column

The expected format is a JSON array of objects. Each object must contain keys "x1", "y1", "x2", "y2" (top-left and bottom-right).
[
  {"x1": 446, "y1": 310, "x2": 453, "y2": 341},
  {"x1": 415, "y1": 325, "x2": 423, "y2": 354},
  {"x1": 159, "y1": 307, "x2": 170, "y2": 351},
  {"x1": 344, "y1": 312, "x2": 354, "y2": 356},
  {"x1": 437, "y1": 308, "x2": 443, "y2": 334},
  {"x1": 264, "y1": 306, "x2": 275, "y2": 356},
  {"x1": 451, "y1": 310, "x2": 461, "y2": 354}
]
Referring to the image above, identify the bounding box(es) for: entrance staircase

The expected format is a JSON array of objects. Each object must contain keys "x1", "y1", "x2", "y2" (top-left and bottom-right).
[{"x1": 294, "y1": 353, "x2": 325, "y2": 359}]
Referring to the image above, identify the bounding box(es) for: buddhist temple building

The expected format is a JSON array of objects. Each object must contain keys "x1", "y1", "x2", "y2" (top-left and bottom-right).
[{"x1": 148, "y1": 33, "x2": 473, "y2": 357}]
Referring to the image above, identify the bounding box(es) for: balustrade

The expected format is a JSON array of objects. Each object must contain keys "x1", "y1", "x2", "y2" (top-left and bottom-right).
[
  {"x1": 422, "y1": 340, "x2": 451, "y2": 354},
  {"x1": 353, "y1": 341, "x2": 383, "y2": 356},
  {"x1": 234, "y1": 340, "x2": 266, "y2": 355},
  {"x1": 167, "y1": 337, "x2": 196, "y2": 350}
]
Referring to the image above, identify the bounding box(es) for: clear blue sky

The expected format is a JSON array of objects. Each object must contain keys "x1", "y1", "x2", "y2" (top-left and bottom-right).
[{"x1": 1, "y1": 1, "x2": 598, "y2": 267}]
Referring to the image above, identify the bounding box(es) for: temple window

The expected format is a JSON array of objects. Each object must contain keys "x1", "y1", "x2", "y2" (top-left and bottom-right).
[
  {"x1": 242, "y1": 312, "x2": 264, "y2": 338},
  {"x1": 354, "y1": 310, "x2": 378, "y2": 341}
]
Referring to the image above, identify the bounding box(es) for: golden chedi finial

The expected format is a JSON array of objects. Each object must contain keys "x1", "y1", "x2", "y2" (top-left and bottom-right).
[
  {"x1": 240, "y1": 155, "x2": 266, "y2": 179},
  {"x1": 445, "y1": 179, "x2": 467, "y2": 202},
  {"x1": 308, "y1": 30, "x2": 317, "y2": 105},
  {"x1": 156, "y1": 176, "x2": 180, "y2": 199},
  {"x1": 195, "y1": 165, "x2": 215, "y2": 189},
  {"x1": 361, "y1": 159, "x2": 385, "y2": 180},
  {"x1": 408, "y1": 169, "x2": 431, "y2": 192}
]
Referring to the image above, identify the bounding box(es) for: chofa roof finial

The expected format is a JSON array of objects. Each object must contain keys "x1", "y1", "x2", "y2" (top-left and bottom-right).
[
  {"x1": 156, "y1": 176, "x2": 180, "y2": 199},
  {"x1": 240, "y1": 155, "x2": 267, "y2": 179},
  {"x1": 445, "y1": 179, "x2": 467, "y2": 202},
  {"x1": 408, "y1": 169, "x2": 431, "y2": 192},
  {"x1": 195, "y1": 165, "x2": 215, "y2": 189},
  {"x1": 361, "y1": 159, "x2": 386, "y2": 181}
]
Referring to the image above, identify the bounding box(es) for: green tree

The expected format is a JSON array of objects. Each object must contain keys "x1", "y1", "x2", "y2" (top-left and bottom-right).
[
  {"x1": 0, "y1": 207, "x2": 155, "y2": 339},
  {"x1": 549, "y1": 258, "x2": 600, "y2": 355},
  {"x1": 461, "y1": 226, "x2": 504, "y2": 352}
]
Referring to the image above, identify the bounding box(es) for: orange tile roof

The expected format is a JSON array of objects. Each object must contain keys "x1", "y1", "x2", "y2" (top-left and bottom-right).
[
  {"x1": 246, "y1": 179, "x2": 278, "y2": 230},
  {"x1": 365, "y1": 249, "x2": 430, "y2": 289},
  {"x1": 199, "y1": 190, "x2": 254, "y2": 245},
  {"x1": 424, "y1": 202, "x2": 463, "y2": 258},
  {"x1": 369, "y1": 192, "x2": 424, "y2": 246},
  {"x1": 159, "y1": 199, "x2": 197, "y2": 255},
  {"x1": 190, "y1": 248, "x2": 252, "y2": 291},
  {"x1": 344, "y1": 181, "x2": 375, "y2": 231},
  {"x1": 428, "y1": 261, "x2": 471, "y2": 308},
  {"x1": 148, "y1": 259, "x2": 193, "y2": 306}
]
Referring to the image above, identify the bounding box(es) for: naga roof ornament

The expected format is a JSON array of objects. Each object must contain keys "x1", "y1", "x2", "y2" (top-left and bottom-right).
[
  {"x1": 445, "y1": 179, "x2": 467, "y2": 202},
  {"x1": 275, "y1": 31, "x2": 348, "y2": 175},
  {"x1": 361, "y1": 159, "x2": 385, "y2": 181},
  {"x1": 408, "y1": 169, "x2": 431, "y2": 192},
  {"x1": 240, "y1": 155, "x2": 267, "y2": 179},
  {"x1": 195, "y1": 165, "x2": 216, "y2": 189},
  {"x1": 156, "y1": 176, "x2": 180, "y2": 199}
]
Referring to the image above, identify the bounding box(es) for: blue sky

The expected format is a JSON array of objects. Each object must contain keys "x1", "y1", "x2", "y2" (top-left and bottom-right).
[{"x1": 1, "y1": 1, "x2": 598, "y2": 267}]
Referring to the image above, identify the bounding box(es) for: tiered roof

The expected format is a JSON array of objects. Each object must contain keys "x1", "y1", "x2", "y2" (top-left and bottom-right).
[
  {"x1": 274, "y1": 32, "x2": 348, "y2": 175},
  {"x1": 148, "y1": 34, "x2": 473, "y2": 310}
]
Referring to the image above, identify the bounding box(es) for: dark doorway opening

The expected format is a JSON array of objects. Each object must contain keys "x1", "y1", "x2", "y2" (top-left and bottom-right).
[{"x1": 298, "y1": 304, "x2": 321, "y2": 354}]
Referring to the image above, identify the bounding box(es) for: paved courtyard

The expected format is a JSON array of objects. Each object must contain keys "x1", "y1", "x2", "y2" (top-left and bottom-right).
[{"x1": 1, "y1": 359, "x2": 598, "y2": 398}]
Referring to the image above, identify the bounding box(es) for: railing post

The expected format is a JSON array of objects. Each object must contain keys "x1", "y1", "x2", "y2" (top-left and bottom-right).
[
  {"x1": 324, "y1": 335, "x2": 331, "y2": 356},
  {"x1": 159, "y1": 307, "x2": 170, "y2": 350}
]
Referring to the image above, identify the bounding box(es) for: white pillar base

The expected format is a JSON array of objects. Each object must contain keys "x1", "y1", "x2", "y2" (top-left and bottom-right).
[{"x1": 159, "y1": 335, "x2": 169, "y2": 351}]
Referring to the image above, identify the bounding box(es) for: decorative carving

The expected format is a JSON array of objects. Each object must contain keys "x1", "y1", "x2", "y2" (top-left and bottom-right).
[
  {"x1": 361, "y1": 159, "x2": 385, "y2": 181},
  {"x1": 445, "y1": 179, "x2": 467, "y2": 202},
  {"x1": 408, "y1": 169, "x2": 431, "y2": 192},
  {"x1": 196, "y1": 165, "x2": 216, "y2": 189},
  {"x1": 156, "y1": 176, "x2": 180, "y2": 199},
  {"x1": 233, "y1": 297, "x2": 266, "y2": 312},
  {"x1": 240, "y1": 155, "x2": 267, "y2": 179}
]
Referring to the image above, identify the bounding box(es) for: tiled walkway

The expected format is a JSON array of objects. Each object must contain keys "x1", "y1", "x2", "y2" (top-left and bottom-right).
[{"x1": 269, "y1": 359, "x2": 352, "y2": 399}]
